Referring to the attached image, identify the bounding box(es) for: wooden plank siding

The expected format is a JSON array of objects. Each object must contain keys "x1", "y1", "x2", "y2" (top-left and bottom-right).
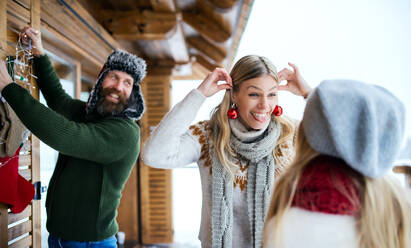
[
  {"x1": 8, "y1": 206, "x2": 31, "y2": 225},
  {"x1": 0, "y1": 0, "x2": 7, "y2": 57},
  {"x1": 116, "y1": 165, "x2": 140, "y2": 245},
  {"x1": 8, "y1": 220, "x2": 32, "y2": 241},
  {"x1": 0, "y1": 204, "x2": 8, "y2": 248},
  {"x1": 0, "y1": 2, "x2": 39, "y2": 247},
  {"x1": 1, "y1": 1, "x2": 123, "y2": 247},
  {"x1": 139, "y1": 73, "x2": 174, "y2": 244},
  {"x1": 30, "y1": 1, "x2": 42, "y2": 247},
  {"x1": 8, "y1": 235, "x2": 32, "y2": 248},
  {"x1": 393, "y1": 165, "x2": 411, "y2": 187}
]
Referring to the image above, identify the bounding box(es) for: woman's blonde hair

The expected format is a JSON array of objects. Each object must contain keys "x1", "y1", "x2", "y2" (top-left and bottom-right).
[
  {"x1": 264, "y1": 124, "x2": 411, "y2": 248},
  {"x1": 208, "y1": 55, "x2": 294, "y2": 175}
]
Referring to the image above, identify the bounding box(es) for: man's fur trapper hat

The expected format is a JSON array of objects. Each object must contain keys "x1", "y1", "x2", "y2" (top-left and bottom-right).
[{"x1": 86, "y1": 49, "x2": 147, "y2": 120}]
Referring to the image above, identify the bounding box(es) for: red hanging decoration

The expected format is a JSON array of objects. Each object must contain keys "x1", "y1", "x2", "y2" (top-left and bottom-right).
[
  {"x1": 227, "y1": 104, "x2": 239, "y2": 119},
  {"x1": 273, "y1": 105, "x2": 283, "y2": 116}
]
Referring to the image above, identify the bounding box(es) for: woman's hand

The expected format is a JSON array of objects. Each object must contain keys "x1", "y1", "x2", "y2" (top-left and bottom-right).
[
  {"x1": 197, "y1": 67, "x2": 232, "y2": 97},
  {"x1": 0, "y1": 60, "x2": 13, "y2": 92},
  {"x1": 20, "y1": 26, "x2": 44, "y2": 56},
  {"x1": 278, "y1": 62, "x2": 312, "y2": 98}
]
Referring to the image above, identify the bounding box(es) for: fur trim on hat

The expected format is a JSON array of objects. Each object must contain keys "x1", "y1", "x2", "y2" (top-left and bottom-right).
[{"x1": 86, "y1": 49, "x2": 147, "y2": 120}]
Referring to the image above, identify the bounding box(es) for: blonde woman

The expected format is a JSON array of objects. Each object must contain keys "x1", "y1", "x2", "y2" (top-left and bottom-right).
[
  {"x1": 142, "y1": 55, "x2": 311, "y2": 248},
  {"x1": 264, "y1": 80, "x2": 411, "y2": 248}
]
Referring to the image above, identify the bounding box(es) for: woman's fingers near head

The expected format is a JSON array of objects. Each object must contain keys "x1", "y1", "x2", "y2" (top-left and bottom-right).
[
  {"x1": 218, "y1": 83, "x2": 231, "y2": 91},
  {"x1": 211, "y1": 67, "x2": 232, "y2": 87},
  {"x1": 217, "y1": 67, "x2": 232, "y2": 86},
  {"x1": 288, "y1": 62, "x2": 298, "y2": 72},
  {"x1": 278, "y1": 69, "x2": 292, "y2": 80},
  {"x1": 219, "y1": 73, "x2": 231, "y2": 86}
]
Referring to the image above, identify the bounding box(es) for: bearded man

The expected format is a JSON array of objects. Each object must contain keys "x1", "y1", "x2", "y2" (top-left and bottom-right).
[{"x1": 0, "y1": 27, "x2": 146, "y2": 247}]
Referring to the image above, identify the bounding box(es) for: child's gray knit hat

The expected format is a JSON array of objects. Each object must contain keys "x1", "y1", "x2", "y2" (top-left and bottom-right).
[{"x1": 302, "y1": 79, "x2": 405, "y2": 178}]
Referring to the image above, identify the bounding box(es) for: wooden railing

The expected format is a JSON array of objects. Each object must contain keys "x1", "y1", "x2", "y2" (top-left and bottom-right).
[
  {"x1": 393, "y1": 161, "x2": 411, "y2": 188},
  {"x1": 0, "y1": 139, "x2": 39, "y2": 248}
]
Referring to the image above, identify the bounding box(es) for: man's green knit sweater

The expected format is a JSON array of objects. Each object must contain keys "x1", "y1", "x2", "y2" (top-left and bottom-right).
[{"x1": 2, "y1": 55, "x2": 140, "y2": 241}]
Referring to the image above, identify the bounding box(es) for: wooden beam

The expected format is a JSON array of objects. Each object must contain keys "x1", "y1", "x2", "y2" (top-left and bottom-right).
[
  {"x1": 58, "y1": 0, "x2": 121, "y2": 49},
  {"x1": 194, "y1": 55, "x2": 221, "y2": 72},
  {"x1": 0, "y1": 0, "x2": 6, "y2": 57},
  {"x1": 31, "y1": 0, "x2": 40, "y2": 29},
  {"x1": 54, "y1": 62, "x2": 73, "y2": 79},
  {"x1": 146, "y1": 59, "x2": 176, "y2": 75},
  {"x1": 0, "y1": 203, "x2": 7, "y2": 248},
  {"x1": 148, "y1": 59, "x2": 176, "y2": 67},
  {"x1": 150, "y1": 0, "x2": 176, "y2": 12},
  {"x1": 30, "y1": 2, "x2": 41, "y2": 248},
  {"x1": 40, "y1": 0, "x2": 112, "y2": 63},
  {"x1": 226, "y1": 0, "x2": 254, "y2": 69},
  {"x1": 101, "y1": 10, "x2": 178, "y2": 40},
  {"x1": 208, "y1": 0, "x2": 239, "y2": 9},
  {"x1": 81, "y1": 81, "x2": 93, "y2": 92},
  {"x1": 42, "y1": 37, "x2": 99, "y2": 83},
  {"x1": 147, "y1": 65, "x2": 174, "y2": 76},
  {"x1": 40, "y1": 21, "x2": 103, "y2": 68},
  {"x1": 182, "y1": 11, "x2": 231, "y2": 43},
  {"x1": 40, "y1": 24, "x2": 101, "y2": 83},
  {"x1": 81, "y1": 65, "x2": 99, "y2": 84},
  {"x1": 393, "y1": 165, "x2": 411, "y2": 187},
  {"x1": 30, "y1": 142, "x2": 41, "y2": 248},
  {"x1": 187, "y1": 36, "x2": 226, "y2": 62},
  {"x1": 6, "y1": 0, "x2": 30, "y2": 23},
  {"x1": 75, "y1": 62, "x2": 81, "y2": 99}
]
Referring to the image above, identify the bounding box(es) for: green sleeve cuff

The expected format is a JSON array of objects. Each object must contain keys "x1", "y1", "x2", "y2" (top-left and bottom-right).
[
  {"x1": 1, "y1": 83, "x2": 24, "y2": 101},
  {"x1": 33, "y1": 54, "x2": 52, "y2": 69}
]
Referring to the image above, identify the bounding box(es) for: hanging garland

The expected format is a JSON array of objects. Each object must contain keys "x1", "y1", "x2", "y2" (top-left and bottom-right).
[
  {"x1": 5, "y1": 34, "x2": 37, "y2": 93},
  {"x1": 0, "y1": 33, "x2": 36, "y2": 165}
]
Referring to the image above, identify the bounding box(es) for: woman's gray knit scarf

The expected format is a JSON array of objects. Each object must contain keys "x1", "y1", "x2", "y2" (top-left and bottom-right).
[{"x1": 211, "y1": 120, "x2": 281, "y2": 248}]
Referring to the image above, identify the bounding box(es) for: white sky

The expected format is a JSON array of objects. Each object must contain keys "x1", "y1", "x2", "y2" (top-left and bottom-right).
[{"x1": 235, "y1": 0, "x2": 411, "y2": 137}]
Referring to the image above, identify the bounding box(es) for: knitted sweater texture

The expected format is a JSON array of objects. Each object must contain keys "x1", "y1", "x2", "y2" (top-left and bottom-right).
[
  {"x1": 142, "y1": 89, "x2": 296, "y2": 248},
  {"x1": 2, "y1": 55, "x2": 140, "y2": 241}
]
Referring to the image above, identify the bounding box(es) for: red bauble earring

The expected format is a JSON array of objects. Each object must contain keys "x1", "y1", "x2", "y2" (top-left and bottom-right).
[
  {"x1": 227, "y1": 103, "x2": 239, "y2": 119},
  {"x1": 273, "y1": 105, "x2": 283, "y2": 116}
]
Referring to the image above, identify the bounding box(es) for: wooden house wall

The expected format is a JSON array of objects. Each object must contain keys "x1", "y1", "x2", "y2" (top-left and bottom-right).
[
  {"x1": 0, "y1": 1, "x2": 176, "y2": 247},
  {"x1": 0, "y1": 1, "x2": 41, "y2": 247}
]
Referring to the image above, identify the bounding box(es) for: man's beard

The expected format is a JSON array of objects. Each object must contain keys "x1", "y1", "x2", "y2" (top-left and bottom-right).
[{"x1": 96, "y1": 87, "x2": 129, "y2": 117}]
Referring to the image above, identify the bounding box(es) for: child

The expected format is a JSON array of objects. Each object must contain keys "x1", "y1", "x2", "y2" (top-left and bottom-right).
[{"x1": 263, "y1": 79, "x2": 411, "y2": 248}]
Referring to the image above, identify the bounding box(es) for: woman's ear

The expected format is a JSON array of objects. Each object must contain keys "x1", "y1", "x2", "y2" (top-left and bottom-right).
[{"x1": 231, "y1": 90, "x2": 238, "y2": 103}]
